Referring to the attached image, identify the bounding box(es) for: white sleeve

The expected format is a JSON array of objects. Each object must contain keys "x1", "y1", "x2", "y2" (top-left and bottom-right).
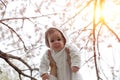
[
  {"x1": 67, "y1": 44, "x2": 81, "y2": 68},
  {"x1": 72, "y1": 71, "x2": 83, "y2": 80},
  {"x1": 39, "y1": 51, "x2": 50, "y2": 76},
  {"x1": 49, "y1": 75, "x2": 57, "y2": 80}
]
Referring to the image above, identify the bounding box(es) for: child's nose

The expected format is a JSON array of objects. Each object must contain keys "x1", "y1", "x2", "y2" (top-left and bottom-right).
[{"x1": 54, "y1": 40, "x2": 59, "y2": 44}]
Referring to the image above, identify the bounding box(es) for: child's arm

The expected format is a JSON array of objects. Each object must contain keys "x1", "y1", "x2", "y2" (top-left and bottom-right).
[
  {"x1": 66, "y1": 44, "x2": 81, "y2": 71},
  {"x1": 40, "y1": 50, "x2": 57, "y2": 80},
  {"x1": 39, "y1": 51, "x2": 50, "y2": 77},
  {"x1": 48, "y1": 50, "x2": 57, "y2": 77},
  {"x1": 65, "y1": 47, "x2": 80, "y2": 72}
]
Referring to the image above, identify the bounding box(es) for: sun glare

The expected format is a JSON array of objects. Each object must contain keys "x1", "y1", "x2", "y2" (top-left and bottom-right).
[
  {"x1": 96, "y1": 0, "x2": 120, "y2": 23},
  {"x1": 103, "y1": 1, "x2": 116, "y2": 22}
]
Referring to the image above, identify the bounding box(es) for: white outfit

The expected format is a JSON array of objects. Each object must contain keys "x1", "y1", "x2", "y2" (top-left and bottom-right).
[
  {"x1": 49, "y1": 75, "x2": 57, "y2": 80},
  {"x1": 39, "y1": 44, "x2": 81, "y2": 80},
  {"x1": 40, "y1": 27, "x2": 82, "y2": 80}
]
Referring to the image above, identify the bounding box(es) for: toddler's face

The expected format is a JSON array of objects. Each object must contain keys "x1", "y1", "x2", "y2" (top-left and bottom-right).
[{"x1": 48, "y1": 30, "x2": 65, "y2": 52}]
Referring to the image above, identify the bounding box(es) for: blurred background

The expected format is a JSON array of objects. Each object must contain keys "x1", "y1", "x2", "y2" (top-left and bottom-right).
[{"x1": 0, "y1": 0, "x2": 120, "y2": 80}]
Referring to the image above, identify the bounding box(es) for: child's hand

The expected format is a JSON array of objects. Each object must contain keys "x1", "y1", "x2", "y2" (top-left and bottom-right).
[
  {"x1": 71, "y1": 66, "x2": 79, "y2": 72},
  {"x1": 41, "y1": 73, "x2": 49, "y2": 80}
]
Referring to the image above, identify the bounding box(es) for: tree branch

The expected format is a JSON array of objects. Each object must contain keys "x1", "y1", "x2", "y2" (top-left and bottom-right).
[
  {"x1": 0, "y1": 50, "x2": 37, "y2": 80},
  {"x1": 0, "y1": 22, "x2": 27, "y2": 50}
]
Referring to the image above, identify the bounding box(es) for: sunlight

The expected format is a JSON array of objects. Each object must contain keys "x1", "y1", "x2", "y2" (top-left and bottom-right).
[
  {"x1": 96, "y1": 0, "x2": 120, "y2": 23},
  {"x1": 102, "y1": 1, "x2": 118, "y2": 22},
  {"x1": 1, "y1": 0, "x2": 120, "y2": 80}
]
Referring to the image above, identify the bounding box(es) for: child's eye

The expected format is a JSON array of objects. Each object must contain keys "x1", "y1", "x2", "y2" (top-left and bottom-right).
[
  {"x1": 50, "y1": 40, "x2": 54, "y2": 43},
  {"x1": 57, "y1": 38, "x2": 61, "y2": 41}
]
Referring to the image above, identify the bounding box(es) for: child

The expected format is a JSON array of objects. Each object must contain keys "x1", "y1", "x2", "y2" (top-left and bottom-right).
[{"x1": 39, "y1": 27, "x2": 81, "y2": 80}]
